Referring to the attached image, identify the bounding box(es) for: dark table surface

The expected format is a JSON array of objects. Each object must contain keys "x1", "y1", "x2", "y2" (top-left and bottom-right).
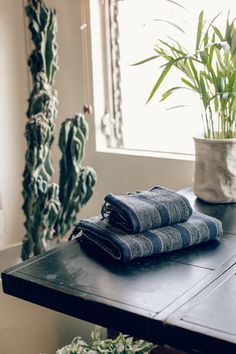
[{"x1": 2, "y1": 188, "x2": 236, "y2": 354}]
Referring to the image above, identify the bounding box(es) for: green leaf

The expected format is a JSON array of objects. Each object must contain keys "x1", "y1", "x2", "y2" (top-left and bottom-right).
[
  {"x1": 214, "y1": 47, "x2": 224, "y2": 70},
  {"x1": 199, "y1": 50, "x2": 207, "y2": 63},
  {"x1": 232, "y1": 96, "x2": 236, "y2": 113},
  {"x1": 205, "y1": 12, "x2": 223, "y2": 37},
  {"x1": 200, "y1": 71, "x2": 212, "y2": 82},
  {"x1": 154, "y1": 19, "x2": 186, "y2": 34},
  {"x1": 231, "y1": 28, "x2": 236, "y2": 55},
  {"x1": 181, "y1": 78, "x2": 199, "y2": 92},
  {"x1": 159, "y1": 55, "x2": 188, "y2": 68},
  {"x1": 189, "y1": 60, "x2": 199, "y2": 84},
  {"x1": 199, "y1": 74, "x2": 209, "y2": 108},
  {"x1": 211, "y1": 25, "x2": 224, "y2": 41},
  {"x1": 214, "y1": 96, "x2": 219, "y2": 112},
  {"x1": 146, "y1": 63, "x2": 172, "y2": 103},
  {"x1": 196, "y1": 11, "x2": 204, "y2": 52},
  {"x1": 160, "y1": 86, "x2": 183, "y2": 101},
  {"x1": 204, "y1": 30, "x2": 209, "y2": 52},
  {"x1": 208, "y1": 33, "x2": 215, "y2": 64},
  {"x1": 229, "y1": 71, "x2": 236, "y2": 91},
  {"x1": 225, "y1": 11, "x2": 231, "y2": 42},
  {"x1": 166, "y1": 104, "x2": 190, "y2": 110},
  {"x1": 165, "y1": 0, "x2": 188, "y2": 11},
  {"x1": 158, "y1": 39, "x2": 185, "y2": 55},
  {"x1": 201, "y1": 11, "x2": 222, "y2": 49},
  {"x1": 132, "y1": 55, "x2": 159, "y2": 66}
]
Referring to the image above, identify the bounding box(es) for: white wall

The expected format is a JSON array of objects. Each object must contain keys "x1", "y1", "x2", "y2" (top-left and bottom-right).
[
  {"x1": 0, "y1": 0, "x2": 194, "y2": 249},
  {"x1": 0, "y1": 0, "x2": 27, "y2": 248}
]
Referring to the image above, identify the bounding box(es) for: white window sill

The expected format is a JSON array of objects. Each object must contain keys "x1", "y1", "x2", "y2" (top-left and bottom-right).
[{"x1": 96, "y1": 146, "x2": 195, "y2": 162}]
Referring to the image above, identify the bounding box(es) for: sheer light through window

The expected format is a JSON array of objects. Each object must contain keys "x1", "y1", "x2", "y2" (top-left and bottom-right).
[{"x1": 91, "y1": 0, "x2": 236, "y2": 157}]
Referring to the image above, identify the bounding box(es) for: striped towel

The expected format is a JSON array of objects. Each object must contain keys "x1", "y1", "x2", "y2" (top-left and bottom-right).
[
  {"x1": 102, "y1": 186, "x2": 192, "y2": 233},
  {"x1": 75, "y1": 212, "x2": 223, "y2": 262}
]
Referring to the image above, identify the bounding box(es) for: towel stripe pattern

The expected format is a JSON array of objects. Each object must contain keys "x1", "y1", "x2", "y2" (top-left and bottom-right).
[
  {"x1": 77, "y1": 212, "x2": 223, "y2": 262},
  {"x1": 103, "y1": 186, "x2": 193, "y2": 233}
]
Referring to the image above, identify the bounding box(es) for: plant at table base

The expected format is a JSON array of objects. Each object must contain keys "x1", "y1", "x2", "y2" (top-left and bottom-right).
[
  {"x1": 22, "y1": 0, "x2": 96, "y2": 260},
  {"x1": 55, "y1": 330, "x2": 154, "y2": 354},
  {"x1": 135, "y1": 10, "x2": 236, "y2": 139}
]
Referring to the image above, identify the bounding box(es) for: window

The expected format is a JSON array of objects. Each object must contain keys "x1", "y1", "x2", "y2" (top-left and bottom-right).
[{"x1": 90, "y1": 0, "x2": 236, "y2": 158}]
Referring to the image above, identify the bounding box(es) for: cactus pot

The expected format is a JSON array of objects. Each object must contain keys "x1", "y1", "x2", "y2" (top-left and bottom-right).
[{"x1": 193, "y1": 136, "x2": 236, "y2": 203}]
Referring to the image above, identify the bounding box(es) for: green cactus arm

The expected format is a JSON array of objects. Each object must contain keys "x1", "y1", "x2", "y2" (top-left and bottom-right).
[
  {"x1": 22, "y1": 181, "x2": 61, "y2": 260},
  {"x1": 59, "y1": 167, "x2": 96, "y2": 235},
  {"x1": 25, "y1": 0, "x2": 58, "y2": 86},
  {"x1": 55, "y1": 114, "x2": 96, "y2": 238},
  {"x1": 76, "y1": 167, "x2": 97, "y2": 207}
]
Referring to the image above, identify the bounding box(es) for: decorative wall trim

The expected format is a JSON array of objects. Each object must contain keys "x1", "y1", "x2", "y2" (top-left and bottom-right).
[
  {"x1": 22, "y1": 0, "x2": 32, "y2": 93},
  {"x1": 107, "y1": 0, "x2": 124, "y2": 147}
]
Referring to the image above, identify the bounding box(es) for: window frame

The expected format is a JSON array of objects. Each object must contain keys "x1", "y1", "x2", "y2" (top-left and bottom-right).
[{"x1": 89, "y1": 0, "x2": 195, "y2": 161}]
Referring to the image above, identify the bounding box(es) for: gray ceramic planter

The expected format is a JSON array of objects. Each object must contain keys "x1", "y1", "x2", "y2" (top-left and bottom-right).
[{"x1": 194, "y1": 137, "x2": 236, "y2": 203}]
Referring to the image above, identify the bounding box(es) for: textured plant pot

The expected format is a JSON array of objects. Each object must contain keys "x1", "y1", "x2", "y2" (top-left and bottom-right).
[{"x1": 193, "y1": 137, "x2": 236, "y2": 203}]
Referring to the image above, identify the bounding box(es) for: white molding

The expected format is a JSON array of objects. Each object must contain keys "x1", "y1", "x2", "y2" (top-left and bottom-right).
[{"x1": 22, "y1": 0, "x2": 32, "y2": 94}]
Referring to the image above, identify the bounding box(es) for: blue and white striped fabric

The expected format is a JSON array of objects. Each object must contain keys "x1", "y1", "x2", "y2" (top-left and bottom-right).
[
  {"x1": 102, "y1": 186, "x2": 193, "y2": 233},
  {"x1": 76, "y1": 212, "x2": 223, "y2": 262}
]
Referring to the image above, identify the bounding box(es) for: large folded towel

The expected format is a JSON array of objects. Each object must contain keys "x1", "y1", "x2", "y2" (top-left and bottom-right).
[
  {"x1": 102, "y1": 186, "x2": 193, "y2": 233},
  {"x1": 75, "y1": 212, "x2": 223, "y2": 262}
]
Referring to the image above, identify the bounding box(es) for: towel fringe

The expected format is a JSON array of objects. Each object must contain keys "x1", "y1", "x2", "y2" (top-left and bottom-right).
[
  {"x1": 68, "y1": 225, "x2": 82, "y2": 241},
  {"x1": 101, "y1": 201, "x2": 109, "y2": 219},
  {"x1": 102, "y1": 191, "x2": 142, "y2": 218},
  {"x1": 126, "y1": 190, "x2": 141, "y2": 195}
]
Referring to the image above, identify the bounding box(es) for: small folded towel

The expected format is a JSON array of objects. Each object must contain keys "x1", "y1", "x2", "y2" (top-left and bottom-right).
[
  {"x1": 75, "y1": 212, "x2": 223, "y2": 262},
  {"x1": 102, "y1": 186, "x2": 193, "y2": 233}
]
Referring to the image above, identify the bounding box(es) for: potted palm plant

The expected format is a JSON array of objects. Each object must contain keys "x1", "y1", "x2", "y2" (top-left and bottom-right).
[{"x1": 136, "y1": 10, "x2": 236, "y2": 203}]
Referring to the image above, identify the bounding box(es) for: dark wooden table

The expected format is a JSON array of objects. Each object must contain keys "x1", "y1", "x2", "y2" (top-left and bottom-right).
[{"x1": 2, "y1": 188, "x2": 236, "y2": 354}]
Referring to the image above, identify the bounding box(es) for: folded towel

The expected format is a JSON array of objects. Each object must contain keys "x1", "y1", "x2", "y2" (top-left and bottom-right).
[
  {"x1": 102, "y1": 186, "x2": 193, "y2": 233},
  {"x1": 75, "y1": 212, "x2": 223, "y2": 262}
]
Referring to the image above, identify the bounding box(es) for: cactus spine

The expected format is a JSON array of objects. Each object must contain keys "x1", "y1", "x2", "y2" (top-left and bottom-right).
[{"x1": 22, "y1": 0, "x2": 96, "y2": 260}]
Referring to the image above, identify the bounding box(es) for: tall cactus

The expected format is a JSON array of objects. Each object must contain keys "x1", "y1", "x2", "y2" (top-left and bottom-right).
[{"x1": 22, "y1": 0, "x2": 96, "y2": 260}]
